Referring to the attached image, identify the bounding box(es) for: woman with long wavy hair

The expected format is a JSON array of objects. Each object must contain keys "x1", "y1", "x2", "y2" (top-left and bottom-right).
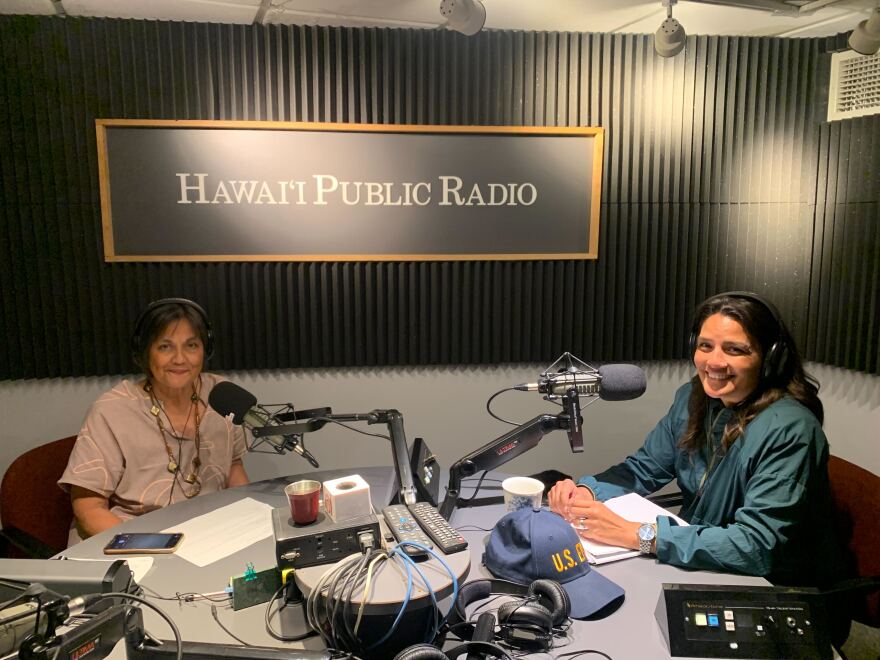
[{"x1": 548, "y1": 292, "x2": 846, "y2": 591}]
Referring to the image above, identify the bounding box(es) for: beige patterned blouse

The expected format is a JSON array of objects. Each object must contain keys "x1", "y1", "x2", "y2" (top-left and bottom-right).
[{"x1": 58, "y1": 373, "x2": 247, "y2": 545}]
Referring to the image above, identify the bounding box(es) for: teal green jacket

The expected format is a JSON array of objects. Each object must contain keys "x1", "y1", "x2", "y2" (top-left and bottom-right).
[{"x1": 578, "y1": 382, "x2": 846, "y2": 586}]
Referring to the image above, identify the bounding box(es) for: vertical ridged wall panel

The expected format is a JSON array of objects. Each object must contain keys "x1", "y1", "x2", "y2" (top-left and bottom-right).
[{"x1": 0, "y1": 16, "x2": 877, "y2": 379}]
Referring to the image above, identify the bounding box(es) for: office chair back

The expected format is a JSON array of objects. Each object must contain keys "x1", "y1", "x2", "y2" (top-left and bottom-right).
[
  {"x1": 0, "y1": 435, "x2": 76, "y2": 558},
  {"x1": 828, "y1": 454, "x2": 880, "y2": 628}
]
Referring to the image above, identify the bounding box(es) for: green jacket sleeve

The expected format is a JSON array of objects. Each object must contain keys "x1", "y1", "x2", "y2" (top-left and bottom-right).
[{"x1": 577, "y1": 384, "x2": 687, "y2": 501}]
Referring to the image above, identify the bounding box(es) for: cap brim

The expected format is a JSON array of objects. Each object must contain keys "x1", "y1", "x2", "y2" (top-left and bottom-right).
[{"x1": 562, "y1": 568, "x2": 625, "y2": 619}]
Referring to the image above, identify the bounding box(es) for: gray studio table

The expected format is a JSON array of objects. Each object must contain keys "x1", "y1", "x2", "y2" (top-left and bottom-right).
[{"x1": 57, "y1": 468, "x2": 771, "y2": 659}]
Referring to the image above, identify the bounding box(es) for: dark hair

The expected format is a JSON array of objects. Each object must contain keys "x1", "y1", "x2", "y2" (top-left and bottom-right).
[
  {"x1": 680, "y1": 294, "x2": 823, "y2": 453},
  {"x1": 132, "y1": 302, "x2": 210, "y2": 376}
]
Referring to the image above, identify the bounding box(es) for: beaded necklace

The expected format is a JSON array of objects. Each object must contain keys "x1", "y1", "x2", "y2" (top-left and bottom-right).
[{"x1": 145, "y1": 379, "x2": 203, "y2": 498}]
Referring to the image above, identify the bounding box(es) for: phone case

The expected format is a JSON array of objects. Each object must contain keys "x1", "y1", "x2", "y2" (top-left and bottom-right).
[{"x1": 103, "y1": 533, "x2": 184, "y2": 554}]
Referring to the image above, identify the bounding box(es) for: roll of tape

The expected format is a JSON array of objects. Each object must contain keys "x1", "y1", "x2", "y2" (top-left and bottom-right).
[{"x1": 323, "y1": 474, "x2": 372, "y2": 523}]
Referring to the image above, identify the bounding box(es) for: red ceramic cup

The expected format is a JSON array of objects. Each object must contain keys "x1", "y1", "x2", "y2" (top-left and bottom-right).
[{"x1": 285, "y1": 480, "x2": 321, "y2": 525}]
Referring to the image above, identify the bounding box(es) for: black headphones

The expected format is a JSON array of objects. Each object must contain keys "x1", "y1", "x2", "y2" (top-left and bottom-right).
[
  {"x1": 130, "y1": 298, "x2": 215, "y2": 366},
  {"x1": 688, "y1": 290, "x2": 790, "y2": 382},
  {"x1": 393, "y1": 578, "x2": 570, "y2": 659}
]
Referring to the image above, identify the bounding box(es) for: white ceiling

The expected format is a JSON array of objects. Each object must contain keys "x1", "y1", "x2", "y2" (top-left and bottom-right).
[{"x1": 1, "y1": 0, "x2": 877, "y2": 39}]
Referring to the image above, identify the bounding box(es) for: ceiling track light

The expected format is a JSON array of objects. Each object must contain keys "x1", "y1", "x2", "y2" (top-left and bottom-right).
[
  {"x1": 848, "y1": 6, "x2": 880, "y2": 55},
  {"x1": 655, "y1": 0, "x2": 687, "y2": 58},
  {"x1": 439, "y1": 0, "x2": 487, "y2": 36}
]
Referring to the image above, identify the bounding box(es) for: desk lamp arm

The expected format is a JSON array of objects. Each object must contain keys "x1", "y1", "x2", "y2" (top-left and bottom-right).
[{"x1": 439, "y1": 413, "x2": 568, "y2": 520}]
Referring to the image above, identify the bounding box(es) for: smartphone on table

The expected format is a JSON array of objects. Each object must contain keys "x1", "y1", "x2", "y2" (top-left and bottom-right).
[{"x1": 103, "y1": 532, "x2": 184, "y2": 555}]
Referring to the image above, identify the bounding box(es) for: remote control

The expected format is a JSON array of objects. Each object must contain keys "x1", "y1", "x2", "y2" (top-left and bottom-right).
[
  {"x1": 407, "y1": 501, "x2": 469, "y2": 554},
  {"x1": 382, "y1": 504, "x2": 433, "y2": 557}
]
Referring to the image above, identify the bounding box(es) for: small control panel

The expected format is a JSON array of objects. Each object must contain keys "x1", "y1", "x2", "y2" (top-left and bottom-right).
[
  {"x1": 655, "y1": 583, "x2": 832, "y2": 659},
  {"x1": 684, "y1": 602, "x2": 816, "y2": 645}
]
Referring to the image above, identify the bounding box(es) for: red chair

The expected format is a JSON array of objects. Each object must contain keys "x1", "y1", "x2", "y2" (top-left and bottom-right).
[
  {"x1": 0, "y1": 435, "x2": 77, "y2": 558},
  {"x1": 828, "y1": 454, "x2": 880, "y2": 629}
]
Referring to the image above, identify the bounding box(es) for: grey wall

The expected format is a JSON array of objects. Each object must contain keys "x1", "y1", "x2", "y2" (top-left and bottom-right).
[{"x1": 2, "y1": 363, "x2": 876, "y2": 495}]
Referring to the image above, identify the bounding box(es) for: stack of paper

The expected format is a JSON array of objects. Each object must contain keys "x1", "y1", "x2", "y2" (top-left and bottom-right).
[
  {"x1": 578, "y1": 492, "x2": 688, "y2": 565},
  {"x1": 162, "y1": 497, "x2": 274, "y2": 566}
]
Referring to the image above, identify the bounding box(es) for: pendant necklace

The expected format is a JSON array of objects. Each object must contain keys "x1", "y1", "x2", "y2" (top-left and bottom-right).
[{"x1": 145, "y1": 379, "x2": 203, "y2": 498}]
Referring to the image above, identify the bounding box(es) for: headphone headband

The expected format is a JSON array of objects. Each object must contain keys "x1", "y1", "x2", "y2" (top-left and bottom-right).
[
  {"x1": 704, "y1": 291, "x2": 784, "y2": 328},
  {"x1": 448, "y1": 578, "x2": 569, "y2": 638},
  {"x1": 130, "y1": 298, "x2": 215, "y2": 366}
]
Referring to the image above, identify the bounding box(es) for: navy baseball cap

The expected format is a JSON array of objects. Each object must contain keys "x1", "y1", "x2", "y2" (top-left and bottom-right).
[{"x1": 483, "y1": 507, "x2": 625, "y2": 619}]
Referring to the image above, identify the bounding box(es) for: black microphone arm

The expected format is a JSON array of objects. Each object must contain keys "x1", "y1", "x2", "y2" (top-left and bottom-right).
[
  {"x1": 438, "y1": 389, "x2": 582, "y2": 520},
  {"x1": 254, "y1": 408, "x2": 419, "y2": 506},
  {"x1": 13, "y1": 594, "x2": 331, "y2": 660}
]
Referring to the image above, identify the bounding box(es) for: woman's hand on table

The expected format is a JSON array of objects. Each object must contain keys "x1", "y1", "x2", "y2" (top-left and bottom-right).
[
  {"x1": 568, "y1": 499, "x2": 641, "y2": 550},
  {"x1": 548, "y1": 478, "x2": 594, "y2": 515},
  {"x1": 549, "y1": 479, "x2": 640, "y2": 549}
]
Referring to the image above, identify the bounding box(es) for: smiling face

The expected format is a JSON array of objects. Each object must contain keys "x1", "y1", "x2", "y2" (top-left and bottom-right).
[
  {"x1": 147, "y1": 318, "x2": 204, "y2": 398},
  {"x1": 693, "y1": 313, "x2": 762, "y2": 407}
]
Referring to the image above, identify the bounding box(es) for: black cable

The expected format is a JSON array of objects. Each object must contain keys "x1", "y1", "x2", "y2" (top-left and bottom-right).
[
  {"x1": 312, "y1": 417, "x2": 392, "y2": 441},
  {"x1": 554, "y1": 650, "x2": 613, "y2": 660},
  {"x1": 210, "y1": 604, "x2": 252, "y2": 646},
  {"x1": 101, "y1": 591, "x2": 183, "y2": 660},
  {"x1": 340, "y1": 550, "x2": 378, "y2": 649},
  {"x1": 264, "y1": 584, "x2": 316, "y2": 642},
  {"x1": 485, "y1": 387, "x2": 523, "y2": 426},
  {"x1": 327, "y1": 650, "x2": 368, "y2": 660},
  {"x1": 324, "y1": 558, "x2": 352, "y2": 649},
  {"x1": 329, "y1": 555, "x2": 362, "y2": 650},
  {"x1": 138, "y1": 585, "x2": 230, "y2": 603},
  {"x1": 455, "y1": 525, "x2": 493, "y2": 532},
  {"x1": 335, "y1": 554, "x2": 370, "y2": 651},
  {"x1": 460, "y1": 471, "x2": 490, "y2": 505}
]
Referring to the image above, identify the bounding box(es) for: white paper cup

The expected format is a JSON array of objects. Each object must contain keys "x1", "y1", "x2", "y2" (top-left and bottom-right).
[{"x1": 501, "y1": 476, "x2": 545, "y2": 512}]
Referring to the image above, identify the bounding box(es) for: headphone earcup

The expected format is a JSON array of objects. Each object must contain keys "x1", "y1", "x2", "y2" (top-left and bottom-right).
[
  {"x1": 688, "y1": 329, "x2": 698, "y2": 365},
  {"x1": 451, "y1": 579, "x2": 494, "y2": 638},
  {"x1": 497, "y1": 599, "x2": 552, "y2": 635},
  {"x1": 762, "y1": 340, "x2": 790, "y2": 381},
  {"x1": 393, "y1": 643, "x2": 448, "y2": 660},
  {"x1": 527, "y1": 579, "x2": 570, "y2": 627}
]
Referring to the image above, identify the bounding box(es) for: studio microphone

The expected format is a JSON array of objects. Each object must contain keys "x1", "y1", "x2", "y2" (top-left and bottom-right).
[
  {"x1": 208, "y1": 381, "x2": 320, "y2": 468},
  {"x1": 514, "y1": 363, "x2": 647, "y2": 401}
]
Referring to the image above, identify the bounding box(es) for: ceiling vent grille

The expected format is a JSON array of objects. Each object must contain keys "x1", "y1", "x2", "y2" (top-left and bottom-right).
[{"x1": 828, "y1": 50, "x2": 880, "y2": 122}]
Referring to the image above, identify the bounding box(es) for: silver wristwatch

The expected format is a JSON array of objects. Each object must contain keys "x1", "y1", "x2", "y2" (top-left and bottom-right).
[{"x1": 637, "y1": 522, "x2": 657, "y2": 554}]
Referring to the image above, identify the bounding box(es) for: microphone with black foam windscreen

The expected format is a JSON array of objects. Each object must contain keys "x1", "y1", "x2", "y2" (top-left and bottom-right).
[
  {"x1": 514, "y1": 363, "x2": 647, "y2": 401},
  {"x1": 208, "y1": 381, "x2": 320, "y2": 468}
]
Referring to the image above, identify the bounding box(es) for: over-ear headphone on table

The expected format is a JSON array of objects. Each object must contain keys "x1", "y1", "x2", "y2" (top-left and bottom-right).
[
  {"x1": 130, "y1": 297, "x2": 215, "y2": 365},
  {"x1": 393, "y1": 578, "x2": 571, "y2": 659},
  {"x1": 688, "y1": 290, "x2": 791, "y2": 382}
]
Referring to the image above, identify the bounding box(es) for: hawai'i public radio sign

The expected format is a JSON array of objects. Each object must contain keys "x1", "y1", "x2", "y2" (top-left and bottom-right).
[{"x1": 96, "y1": 120, "x2": 604, "y2": 262}]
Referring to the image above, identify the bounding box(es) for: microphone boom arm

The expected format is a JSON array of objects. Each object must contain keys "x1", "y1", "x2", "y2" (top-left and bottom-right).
[
  {"x1": 438, "y1": 399, "x2": 582, "y2": 520},
  {"x1": 256, "y1": 409, "x2": 418, "y2": 506}
]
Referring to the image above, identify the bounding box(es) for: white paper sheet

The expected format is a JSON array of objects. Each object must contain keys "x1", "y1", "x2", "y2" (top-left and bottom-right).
[
  {"x1": 579, "y1": 492, "x2": 688, "y2": 565},
  {"x1": 162, "y1": 497, "x2": 274, "y2": 567}
]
